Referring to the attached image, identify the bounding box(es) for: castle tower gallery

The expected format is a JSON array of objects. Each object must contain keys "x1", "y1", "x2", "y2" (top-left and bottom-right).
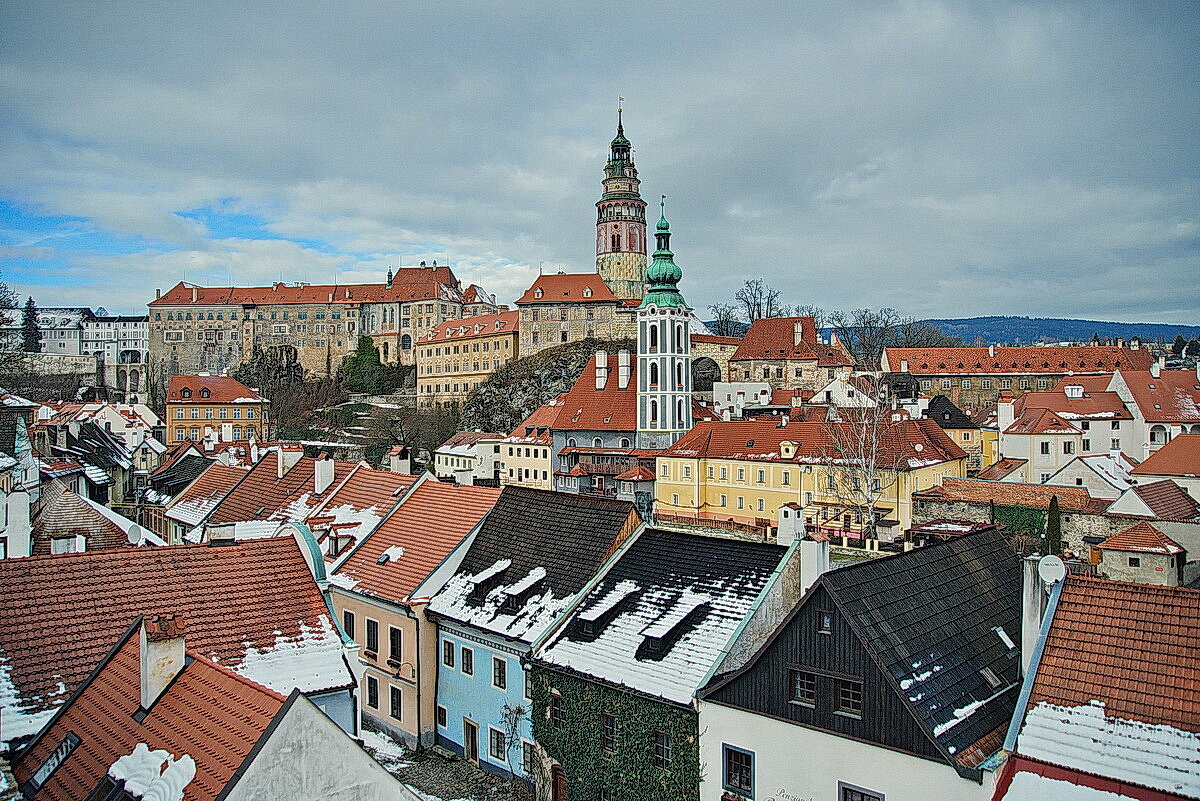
[{"x1": 595, "y1": 109, "x2": 649, "y2": 302}]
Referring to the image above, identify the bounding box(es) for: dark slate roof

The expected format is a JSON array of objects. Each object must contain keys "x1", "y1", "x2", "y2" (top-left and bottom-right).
[
  {"x1": 820, "y1": 528, "x2": 1021, "y2": 760},
  {"x1": 426, "y1": 486, "x2": 638, "y2": 643},
  {"x1": 0, "y1": 414, "x2": 19, "y2": 456},
  {"x1": 925, "y1": 395, "x2": 979, "y2": 430},
  {"x1": 151, "y1": 453, "x2": 215, "y2": 495},
  {"x1": 537, "y1": 528, "x2": 788, "y2": 705}
]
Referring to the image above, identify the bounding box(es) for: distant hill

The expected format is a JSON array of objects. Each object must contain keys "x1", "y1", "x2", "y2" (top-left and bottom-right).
[{"x1": 918, "y1": 316, "x2": 1200, "y2": 345}]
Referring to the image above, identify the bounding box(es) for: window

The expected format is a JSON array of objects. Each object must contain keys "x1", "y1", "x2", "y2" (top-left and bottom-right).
[
  {"x1": 839, "y1": 782, "x2": 884, "y2": 801},
  {"x1": 652, "y1": 731, "x2": 672, "y2": 768},
  {"x1": 548, "y1": 694, "x2": 565, "y2": 729},
  {"x1": 390, "y1": 685, "x2": 403, "y2": 719},
  {"x1": 365, "y1": 619, "x2": 379, "y2": 655},
  {"x1": 921, "y1": 379, "x2": 932, "y2": 390},
  {"x1": 437, "y1": 705, "x2": 448, "y2": 727},
  {"x1": 737, "y1": 468, "x2": 746, "y2": 482},
  {"x1": 981, "y1": 379, "x2": 991, "y2": 389},
  {"x1": 389, "y1": 626, "x2": 403, "y2": 661},
  {"x1": 1038, "y1": 379, "x2": 1048, "y2": 389},
  {"x1": 719, "y1": 494, "x2": 727, "y2": 507},
  {"x1": 836, "y1": 679, "x2": 864, "y2": 717},
  {"x1": 790, "y1": 669, "x2": 817, "y2": 706},
  {"x1": 737, "y1": 497, "x2": 745, "y2": 510},
  {"x1": 756, "y1": 468, "x2": 765, "y2": 484},
  {"x1": 1020, "y1": 379, "x2": 1030, "y2": 389},
  {"x1": 366, "y1": 675, "x2": 379, "y2": 708},
  {"x1": 489, "y1": 727, "x2": 507, "y2": 761},
  {"x1": 600, "y1": 711, "x2": 617, "y2": 753},
  {"x1": 723, "y1": 745, "x2": 754, "y2": 796},
  {"x1": 961, "y1": 379, "x2": 971, "y2": 388},
  {"x1": 819, "y1": 610, "x2": 833, "y2": 634},
  {"x1": 1063, "y1": 441, "x2": 1075, "y2": 454},
  {"x1": 757, "y1": 498, "x2": 765, "y2": 512},
  {"x1": 941, "y1": 379, "x2": 952, "y2": 389},
  {"x1": 1112, "y1": 421, "x2": 1121, "y2": 430},
  {"x1": 1128, "y1": 556, "x2": 1141, "y2": 567},
  {"x1": 461, "y1": 646, "x2": 474, "y2": 675},
  {"x1": 492, "y1": 657, "x2": 507, "y2": 690},
  {"x1": 523, "y1": 741, "x2": 538, "y2": 776},
  {"x1": 1040, "y1": 442, "x2": 1051, "y2": 455},
  {"x1": 342, "y1": 609, "x2": 355, "y2": 639},
  {"x1": 442, "y1": 640, "x2": 455, "y2": 668},
  {"x1": 782, "y1": 471, "x2": 791, "y2": 486},
  {"x1": 827, "y1": 474, "x2": 836, "y2": 491},
  {"x1": 1111, "y1": 438, "x2": 1121, "y2": 450}
]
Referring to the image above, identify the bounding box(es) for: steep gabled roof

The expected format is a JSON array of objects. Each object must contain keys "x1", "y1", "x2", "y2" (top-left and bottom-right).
[
  {"x1": 505, "y1": 396, "x2": 566, "y2": 442},
  {"x1": 1004, "y1": 407, "x2": 1082, "y2": 436},
  {"x1": 538, "y1": 529, "x2": 787, "y2": 705},
  {"x1": 1099, "y1": 521, "x2": 1184, "y2": 555},
  {"x1": 426, "y1": 487, "x2": 638, "y2": 643},
  {"x1": 149, "y1": 453, "x2": 216, "y2": 497},
  {"x1": 305, "y1": 465, "x2": 417, "y2": 560},
  {"x1": 516, "y1": 273, "x2": 619, "y2": 305},
  {"x1": 730, "y1": 316, "x2": 854, "y2": 366},
  {"x1": 976, "y1": 458, "x2": 1027, "y2": 481},
  {"x1": 166, "y1": 374, "x2": 267, "y2": 405},
  {"x1": 0, "y1": 537, "x2": 351, "y2": 742},
  {"x1": 884, "y1": 346, "x2": 1154, "y2": 375},
  {"x1": 925, "y1": 395, "x2": 978, "y2": 429},
  {"x1": 437, "y1": 430, "x2": 503, "y2": 454},
  {"x1": 203, "y1": 453, "x2": 357, "y2": 526},
  {"x1": 1116, "y1": 369, "x2": 1200, "y2": 423},
  {"x1": 1132, "y1": 433, "x2": 1200, "y2": 478},
  {"x1": 331, "y1": 479, "x2": 502, "y2": 604},
  {"x1": 32, "y1": 484, "x2": 136, "y2": 554},
  {"x1": 1129, "y1": 479, "x2": 1200, "y2": 521},
  {"x1": 164, "y1": 462, "x2": 251, "y2": 527},
  {"x1": 1010, "y1": 577, "x2": 1200, "y2": 798},
  {"x1": 550, "y1": 354, "x2": 638, "y2": 432},
  {"x1": 11, "y1": 620, "x2": 287, "y2": 801}
]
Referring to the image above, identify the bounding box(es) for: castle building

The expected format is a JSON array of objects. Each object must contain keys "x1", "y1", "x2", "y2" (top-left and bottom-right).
[
  {"x1": 636, "y1": 202, "x2": 693, "y2": 449},
  {"x1": 595, "y1": 108, "x2": 648, "y2": 303}
]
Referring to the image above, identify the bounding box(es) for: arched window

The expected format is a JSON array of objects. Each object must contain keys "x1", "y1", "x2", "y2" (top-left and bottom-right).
[
  {"x1": 649, "y1": 325, "x2": 658, "y2": 351},
  {"x1": 401, "y1": 334, "x2": 412, "y2": 349},
  {"x1": 675, "y1": 324, "x2": 684, "y2": 350},
  {"x1": 593, "y1": 438, "x2": 602, "y2": 448},
  {"x1": 567, "y1": 438, "x2": 577, "y2": 447},
  {"x1": 649, "y1": 400, "x2": 658, "y2": 425},
  {"x1": 649, "y1": 362, "x2": 659, "y2": 387},
  {"x1": 619, "y1": 438, "x2": 631, "y2": 448},
  {"x1": 677, "y1": 399, "x2": 686, "y2": 423},
  {"x1": 675, "y1": 363, "x2": 684, "y2": 388},
  {"x1": 611, "y1": 233, "x2": 621, "y2": 250},
  {"x1": 1149, "y1": 425, "x2": 1170, "y2": 445}
]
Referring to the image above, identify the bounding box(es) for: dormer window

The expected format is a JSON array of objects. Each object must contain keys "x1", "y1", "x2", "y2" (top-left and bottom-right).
[
  {"x1": 534, "y1": 287, "x2": 544, "y2": 299},
  {"x1": 180, "y1": 389, "x2": 191, "y2": 398},
  {"x1": 583, "y1": 286, "x2": 593, "y2": 298},
  {"x1": 199, "y1": 388, "x2": 210, "y2": 399}
]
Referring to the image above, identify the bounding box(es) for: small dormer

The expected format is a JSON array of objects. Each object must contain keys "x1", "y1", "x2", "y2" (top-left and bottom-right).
[
  {"x1": 636, "y1": 592, "x2": 711, "y2": 661},
  {"x1": 500, "y1": 566, "x2": 547, "y2": 614},
  {"x1": 780, "y1": 441, "x2": 797, "y2": 459},
  {"x1": 1064, "y1": 384, "x2": 1085, "y2": 399},
  {"x1": 180, "y1": 388, "x2": 192, "y2": 399},
  {"x1": 534, "y1": 287, "x2": 544, "y2": 299},
  {"x1": 573, "y1": 580, "x2": 639, "y2": 642},
  {"x1": 199, "y1": 388, "x2": 211, "y2": 399},
  {"x1": 583, "y1": 286, "x2": 593, "y2": 298},
  {"x1": 467, "y1": 558, "x2": 512, "y2": 604}
]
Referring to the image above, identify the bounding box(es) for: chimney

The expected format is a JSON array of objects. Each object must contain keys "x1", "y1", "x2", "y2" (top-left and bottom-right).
[
  {"x1": 595, "y1": 350, "x2": 609, "y2": 390},
  {"x1": 794, "y1": 321, "x2": 805, "y2": 347},
  {"x1": 1116, "y1": 338, "x2": 1124, "y2": 348},
  {"x1": 454, "y1": 468, "x2": 474, "y2": 485},
  {"x1": 988, "y1": 344, "x2": 996, "y2": 357},
  {"x1": 617, "y1": 350, "x2": 631, "y2": 390},
  {"x1": 420, "y1": 260, "x2": 426, "y2": 268},
  {"x1": 900, "y1": 359, "x2": 909, "y2": 373},
  {"x1": 997, "y1": 393, "x2": 1016, "y2": 432},
  {"x1": 1130, "y1": 337, "x2": 1140, "y2": 350},
  {"x1": 777, "y1": 415, "x2": 789, "y2": 428},
  {"x1": 800, "y1": 536, "x2": 831, "y2": 594},
  {"x1": 141, "y1": 615, "x2": 186, "y2": 710},
  {"x1": 777, "y1": 504, "x2": 802, "y2": 544},
  {"x1": 388, "y1": 446, "x2": 412, "y2": 474},
  {"x1": 191, "y1": 286, "x2": 197, "y2": 303},
  {"x1": 1150, "y1": 357, "x2": 1162, "y2": 379},
  {"x1": 277, "y1": 446, "x2": 303, "y2": 478},
  {"x1": 1021, "y1": 557, "x2": 1047, "y2": 675},
  {"x1": 315, "y1": 454, "x2": 335, "y2": 494},
  {"x1": 155, "y1": 288, "x2": 161, "y2": 300}
]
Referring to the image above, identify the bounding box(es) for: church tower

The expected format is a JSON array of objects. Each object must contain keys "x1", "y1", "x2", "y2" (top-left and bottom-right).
[
  {"x1": 637, "y1": 199, "x2": 693, "y2": 450},
  {"x1": 595, "y1": 107, "x2": 648, "y2": 302}
]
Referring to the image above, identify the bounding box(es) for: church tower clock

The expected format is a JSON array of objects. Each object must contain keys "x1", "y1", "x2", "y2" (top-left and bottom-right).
[{"x1": 595, "y1": 107, "x2": 648, "y2": 302}]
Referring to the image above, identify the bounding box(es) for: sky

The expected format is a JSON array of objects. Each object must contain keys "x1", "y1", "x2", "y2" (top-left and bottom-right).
[{"x1": 1, "y1": 2, "x2": 1197, "y2": 322}]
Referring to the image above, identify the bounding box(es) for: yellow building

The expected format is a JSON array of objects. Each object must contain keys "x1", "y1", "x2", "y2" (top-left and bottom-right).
[
  {"x1": 165, "y1": 374, "x2": 268, "y2": 445},
  {"x1": 499, "y1": 398, "x2": 562, "y2": 491},
  {"x1": 415, "y1": 310, "x2": 519, "y2": 406},
  {"x1": 654, "y1": 417, "x2": 967, "y2": 541}
]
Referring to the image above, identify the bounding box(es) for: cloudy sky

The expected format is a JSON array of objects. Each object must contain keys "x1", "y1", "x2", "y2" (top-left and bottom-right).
[{"x1": 1, "y1": 2, "x2": 1197, "y2": 322}]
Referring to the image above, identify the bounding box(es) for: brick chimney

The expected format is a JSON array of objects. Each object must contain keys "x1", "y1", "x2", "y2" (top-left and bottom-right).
[
  {"x1": 314, "y1": 453, "x2": 335, "y2": 494},
  {"x1": 1150, "y1": 356, "x2": 1163, "y2": 379},
  {"x1": 617, "y1": 350, "x2": 631, "y2": 390},
  {"x1": 277, "y1": 445, "x2": 304, "y2": 479},
  {"x1": 794, "y1": 321, "x2": 805, "y2": 347},
  {"x1": 141, "y1": 615, "x2": 186, "y2": 710},
  {"x1": 595, "y1": 351, "x2": 609, "y2": 390}
]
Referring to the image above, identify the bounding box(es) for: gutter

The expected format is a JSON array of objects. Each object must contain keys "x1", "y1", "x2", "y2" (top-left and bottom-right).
[{"x1": 1002, "y1": 577, "x2": 1065, "y2": 753}]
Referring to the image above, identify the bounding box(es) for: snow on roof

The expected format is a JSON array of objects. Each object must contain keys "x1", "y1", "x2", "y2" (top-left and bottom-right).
[
  {"x1": 1017, "y1": 700, "x2": 1200, "y2": 797},
  {"x1": 640, "y1": 589, "x2": 711, "y2": 640},
  {"x1": 1003, "y1": 770, "x2": 1138, "y2": 801},
  {"x1": 234, "y1": 616, "x2": 349, "y2": 695},
  {"x1": 109, "y1": 743, "x2": 196, "y2": 801},
  {"x1": 429, "y1": 569, "x2": 572, "y2": 644},
  {"x1": 577, "y1": 580, "x2": 639, "y2": 624},
  {"x1": 0, "y1": 655, "x2": 65, "y2": 741},
  {"x1": 470, "y1": 558, "x2": 511, "y2": 584},
  {"x1": 504, "y1": 566, "x2": 547, "y2": 597}
]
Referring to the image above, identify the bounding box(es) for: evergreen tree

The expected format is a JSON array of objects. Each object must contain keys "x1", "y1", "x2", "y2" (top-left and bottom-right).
[
  {"x1": 21, "y1": 297, "x2": 42, "y2": 352},
  {"x1": 1045, "y1": 495, "x2": 1063, "y2": 556},
  {"x1": 342, "y1": 336, "x2": 390, "y2": 394}
]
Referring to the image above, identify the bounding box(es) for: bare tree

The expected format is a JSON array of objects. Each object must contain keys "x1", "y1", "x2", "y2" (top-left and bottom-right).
[
  {"x1": 793, "y1": 304, "x2": 828, "y2": 331},
  {"x1": 815, "y1": 406, "x2": 908, "y2": 541},
  {"x1": 706, "y1": 302, "x2": 742, "y2": 337},
  {"x1": 735, "y1": 278, "x2": 790, "y2": 322},
  {"x1": 829, "y1": 307, "x2": 963, "y2": 368}
]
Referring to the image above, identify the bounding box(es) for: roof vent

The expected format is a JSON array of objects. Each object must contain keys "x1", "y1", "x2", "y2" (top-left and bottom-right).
[{"x1": 376, "y1": 545, "x2": 404, "y2": 565}]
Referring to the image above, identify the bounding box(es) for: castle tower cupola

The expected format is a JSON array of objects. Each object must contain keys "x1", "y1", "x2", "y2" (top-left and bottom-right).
[{"x1": 595, "y1": 102, "x2": 648, "y2": 302}]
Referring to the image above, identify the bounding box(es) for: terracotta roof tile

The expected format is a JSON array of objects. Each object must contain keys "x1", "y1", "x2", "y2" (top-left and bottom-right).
[
  {"x1": 32, "y1": 484, "x2": 129, "y2": 554},
  {"x1": 1132, "y1": 433, "x2": 1200, "y2": 478},
  {"x1": 1130, "y1": 479, "x2": 1200, "y2": 521},
  {"x1": 332, "y1": 479, "x2": 501, "y2": 603},
  {"x1": 150, "y1": 269, "x2": 460, "y2": 306},
  {"x1": 976, "y1": 458, "x2": 1027, "y2": 480},
  {"x1": 1004, "y1": 407, "x2": 1082, "y2": 435},
  {"x1": 164, "y1": 463, "x2": 250, "y2": 526},
  {"x1": 1016, "y1": 387, "x2": 1132, "y2": 420},
  {"x1": 1030, "y1": 576, "x2": 1200, "y2": 731},
  {"x1": 550, "y1": 354, "x2": 638, "y2": 432},
  {"x1": 506, "y1": 396, "x2": 565, "y2": 440},
  {"x1": 204, "y1": 453, "x2": 357, "y2": 526},
  {"x1": 690, "y1": 333, "x2": 742, "y2": 346},
  {"x1": 916, "y1": 477, "x2": 1099, "y2": 512},
  {"x1": 417, "y1": 309, "x2": 519, "y2": 342},
  {"x1": 11, "y1": 622, "x2": 285, "y2": 801},
  {"x1": 1099, "y1": 521, "x2": 1184, "y2": 555},
  {"x1": 0, "y1": 537, "x2": 347, "y2": 736},
  {"x1": 885, "y1": 346, "x2": 1154, "y2": 375},
  {"x1": 730, "y1": 317, "x2": 854, "y2": 366},
  {"x1": 166, "y1": 374, "x2": 267, "y2": 405},
  {"x1": 515, "y1": 273, "x2": 619, "y2": 305},
  {"x1": 439, "y1": 430, "x2": 503, "y2": 451},
  {"x1": 1117, "y1": 369, "x2": 1200, "y2": 423}
]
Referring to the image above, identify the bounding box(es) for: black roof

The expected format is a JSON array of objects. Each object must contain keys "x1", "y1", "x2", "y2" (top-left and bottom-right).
[
  {"x1": 925, "y1": 395, "x2": 979, "y2": 430},
  {"x1": 0, "y1": 415, "x2": 19, "y2": 457},
  {"x1": 453, "y1": 486, "x2": 637, "y2": 606},
  {"x1": 151, "y1": 454, "x2": 214, "y2": 494}
]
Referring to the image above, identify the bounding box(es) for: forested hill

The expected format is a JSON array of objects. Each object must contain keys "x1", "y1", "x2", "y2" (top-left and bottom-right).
[{"x1": 917, "y1": 316, "x2": 1200, "y2": 345}]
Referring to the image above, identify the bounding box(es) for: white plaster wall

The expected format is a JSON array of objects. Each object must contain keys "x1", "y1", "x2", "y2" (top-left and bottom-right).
[
  {"x1": 225, "y1": 694, "x2": 420, "y2": 801},
  {"x1": 698, "y1": 701, "x2": 996, "y2": 801}
]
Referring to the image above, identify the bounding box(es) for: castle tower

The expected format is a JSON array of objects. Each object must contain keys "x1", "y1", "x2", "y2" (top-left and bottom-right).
[
  {"x1": 595, "y1": 107, "x2": 648, "y2": 302},
  {"x1": 637, "y1": 199, "x2": 693, "y2": 450}
]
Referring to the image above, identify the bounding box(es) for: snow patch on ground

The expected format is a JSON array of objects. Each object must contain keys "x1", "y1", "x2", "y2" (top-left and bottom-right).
[{"x1": 361, "y1": 728, "x2": 411, "y2": 768}]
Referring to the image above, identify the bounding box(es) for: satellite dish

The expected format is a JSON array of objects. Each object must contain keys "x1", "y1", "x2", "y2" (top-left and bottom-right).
[{"x1": 1037, "y1": 554, "x2": 1067, "y2": 584}]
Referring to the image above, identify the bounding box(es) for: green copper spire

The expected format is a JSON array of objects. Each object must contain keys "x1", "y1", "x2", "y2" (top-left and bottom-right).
[{"x1": 640, "y1": 196, "x2": 688, "y2": 308}]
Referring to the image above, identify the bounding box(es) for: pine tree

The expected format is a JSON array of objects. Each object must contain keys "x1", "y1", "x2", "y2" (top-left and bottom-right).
[
  {"x1": 1045, "y1": 495, "x2": 1063, "y2": 556},
  {"x1": 21, "y1": 297, "x2": 42, "y2": 352},
  {"x1": 342, "y1": 336, "x2": 389, "y2": 394},
  {"x1": 1172, "y1": 334, "x2": 1187, "y2": 355}
]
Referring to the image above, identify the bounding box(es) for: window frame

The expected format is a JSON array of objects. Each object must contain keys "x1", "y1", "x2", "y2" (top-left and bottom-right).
[
  {"x1": 492, "y1": 656, "x2": 507, "y2": 690},
  {"x1": 389, "y1": 684, "x2": 403, "y2": 720},
  {"x1": 442, "y1": 639, "x2": 455, "y2": 668},
  {"x1": 835, "y1": 678, "x2": 864, "y2": 718},
  {"x1": 652, "y1": 730, "x2": 673, "y2": 769},
  {"x1": 366, "y1": 675, "x2": 379, "y2": 709},
  {"x1": 722, "y1": 744, "x2": 754, "y2": 797},
  {"x1": 461, "y1": 646, "x2": 474, "y2": 676},
  {"x1": 789, "y1": 669, "x2": 817, "y2": 707}
]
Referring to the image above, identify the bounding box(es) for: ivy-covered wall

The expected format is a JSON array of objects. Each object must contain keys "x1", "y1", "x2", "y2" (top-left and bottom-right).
[
  {"x1": 994, "y1": 503, "x2": 1046, "y2": 554},
  {"x1": 530, "y1": 664, "x2": 701, "y2": 801}
]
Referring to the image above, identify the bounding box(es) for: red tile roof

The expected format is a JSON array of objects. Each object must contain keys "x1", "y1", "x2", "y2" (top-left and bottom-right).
[
  {"x1": 417, "y1": 309, "x2": 519, "y2": 343},
  {"x1": 0, "y1": 537, "x2": 347, "y2": 735},
  {"x1": 166, "y1": 374, "x2": 267, "y2": 405},
  {"x1": 1129, "y1": 479, "x2": 1200, "y2": 521},
  {"x1": 204, "y1": 453, "x2": 357, "y2": 526},
  {"x1": 12, "y1": 620, "x2": 286, "y2": 801},
  {"x1": 1117, "y1": 369, "x2": 1200, "y2": 423},
  {"x1": 1030, "y1": 576, "x2": 1200, "y2": 731},
  {"x1": 915, "y1": 477, "x2": 1102, "y2": 512},
  {"x1": 305, "y1": 464, "x2": 417, "y2": 557},
  {"x1": 150, "y1": 268, "x2": 460, "y2": 306},
  {"x1": 614, "y1": 465, "x2": 655, "y2": 481},
  {"x1": 884, "y1": 346, "x2": 1154, "y2": 375},
  {"x1": 331, "y1": 479, "x2": 501, "y2": 603},
  {"x1": 164, "y1": 462, "x2": 251, "y2": 525},
  {"x1": 690, "y1": 333, "x2": 742, "y2": 346},
  {"x1": 975, "y1": 458, "x2": 1027, "y2": 480},
  {"x1": 438, "y1": 430, "x2": 503, "y2": 451},
  {"x1": 506, "y1": 396, "x2": 565, "y2": 440},
  {"x1": 1132, "y1": 433, "x2": 1200, "y2": 477},
  {"x1": 515, "y1": 273, "x2": 619, "y2": 305},
  {"x1": 550, "y1": 354, "x2": 638, "y2": 432},
  {"x1": 1099, "y1": 521, "x2": 1184, "y2": 555},
  {"x1": 1003, "y1": 407, "x2": 1082, "y2": 435},
  {"x1": 32, "y1": 484, "x2": 129, "y2": 554},
  {"x1": 1015, "y1": 388, "x2": 1132, "y2": 420},
  {"x1": 730, "y1": 316, "x2": 854, "y2": 366}
]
